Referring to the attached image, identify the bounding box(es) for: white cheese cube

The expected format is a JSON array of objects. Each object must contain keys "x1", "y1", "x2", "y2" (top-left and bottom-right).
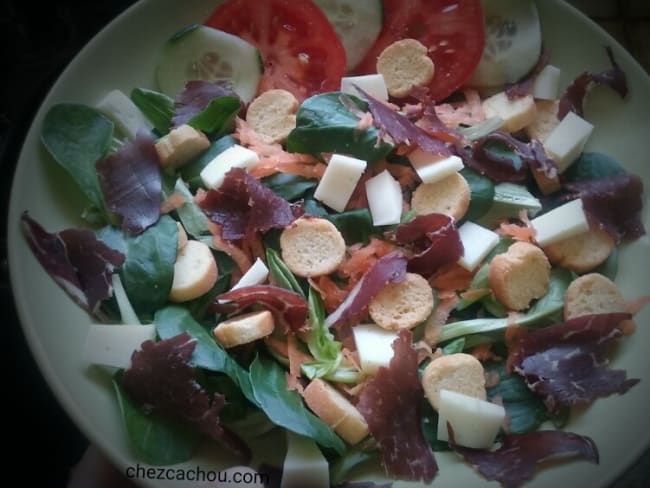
[
  {"x1": 482, "y1": 92, "x2": 537, "y2": 133},
  {"x1": 352, "y1": 324, "x2": 398, "y2": 376},
  {"x1": 407, "y1": 150, "x2": 464, "y2": 184},
  {"x1": 313, "y1": 154, "x2": 367, "y2": 212},
  {"x1": 437, "y1": 389, "x2": 506, "y2": 449},
  {"x1": 200, "y1": 144, "x2": 260, "y2": 189},
  {"x1": 231, "y1": 257, "x2": 269, "y2": 290},
  {"x1": 340, "y1": 74, "x2": 389, "y2": 102},
  {"x1": 83, "y1": 324, "x2": 156, "y2": 369},
  {"x1": 457, "y1": 221, "x2": 500, "y2": 271},
  {"x1": 532, "y1": 65, "x2": 561, "y2": 100},
  {"x1": 281, "y1": 432, "x2": 329, "y2": 488},
  {"x1": 530, "y1": 198, "x2": 590, "y2": 246},
  {"x1": 543, "y1": 111, "x2": 594, "y2": 172},
  {"x1": 96, "y1": 89, "x2": 152, "y2": 140},
  {"x1": 365, "y1": 170, "x2": 402, "y2": 226}
]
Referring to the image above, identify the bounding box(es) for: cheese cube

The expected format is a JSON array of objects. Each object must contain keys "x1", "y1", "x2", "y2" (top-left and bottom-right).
[
  {"x1": 340, "y1": 74, "x2": 389, "y2": 102},
  {"x1": 482, "y1": 92, "x2": 537, "y2": 133},
  {"x1": 532, "y1": 65, "x2": 561, "y2": 100},
  {"x1": 407, "y1": 149, "x2": 464, "y2": 184},
  {"x1": 314, "y1": 154, "x2": 367, "y2": 212},
  {"x1": 281, "y1": 432, "x2": 329, "y2": 488},
  {"x1": 200, "y1": 144, "x2": 260, "y2": 189},
  {"x1": 155, "y1": 124, "x2": 210, "y2": 168},
  {"x1": 543, "y1": 111, "x2": 594, "y2": 172},
  {"x1": 231, "y1": 257, "x2": 269, "y2": 290},
  {"x1": 83, "y1": 324, "x2": 156, "y2": 369},
  {"x1": 365, "y1": 170, "x2": 402, "y2": 226},
  {"x1": 96, "y1": 89, "x2": 152, "y2": 140},
  {"x1": 530, "y1": 198, "x2": 590, "y2": 246},
  {"x1": 457, "y1": 221, "x2": 500, "y2": 271},
  {"x1": 437, "y1": 389, "x2": 506, "y2": 449},
  {"x1": 352, "y1": 324, "x2": 398, "y2": 375}
]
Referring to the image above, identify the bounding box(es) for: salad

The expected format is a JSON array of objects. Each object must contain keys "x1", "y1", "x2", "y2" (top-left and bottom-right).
[{"x1": 16, "y1": 0, "x2": 649, "y2": 487}]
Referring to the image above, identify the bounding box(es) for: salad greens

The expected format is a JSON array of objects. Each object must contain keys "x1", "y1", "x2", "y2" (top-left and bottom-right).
[{"x1": 21, "y1": 0, "x2": 647, "y2": 486}]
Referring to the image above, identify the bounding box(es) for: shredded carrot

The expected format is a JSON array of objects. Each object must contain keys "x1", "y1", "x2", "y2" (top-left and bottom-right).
[
  {"x1": 338, "y1": 237, "x2": 397, "y2": 283},
  {"x1": 206, "y1": 221, "x2": 252, "y2": 278},
  {"x1": 241, "y1": 231, "x2": 266, "y2": 263},
  {"x1": 434, "y1": 88, "x2": 485, "y2": 128},
  {"x1": 471, "y1": 343, "x2": 502, "y2": 362},
  {"x1": 160, "y1": 191, "x2": 186, "y2": 214},
  {"x1": 355, "y1": 111, "x2": 374, "y2": 132},
  {"x1": 619, "y1": 320, "x2": 637, "y2": 335},
  {"x1": 429, "y1": 262, "x2": 475, "y2": 292},
  {"x1": 498, "y1": 210, "x2": 537, "y2": 243},
  {"x1": 424, "y1": 290, "x2": 459, "y2": 346},
  {"x1": 626, "y1": 294, "x2": 650, "y2": 316},
  {"x1": 310, "y1": 275, "x2": 350, "y2": 313},
  {"x1": 373, "y1": 159, "x2": 420, "y2": 190}
]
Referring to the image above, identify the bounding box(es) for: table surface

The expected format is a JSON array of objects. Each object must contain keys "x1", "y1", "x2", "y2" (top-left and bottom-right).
[{"x1": 1, "y1": 1, "x2": 648, "y2": 486}]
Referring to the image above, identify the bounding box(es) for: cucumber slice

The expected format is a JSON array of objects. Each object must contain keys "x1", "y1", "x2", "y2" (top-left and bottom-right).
[
  {"x1": 313, "y1": 0, "x2": 383, "y2": 71},
  {"x1": 156, "y1": 25, "x2": 262, "y2": 103},
  {"x1": 468, "y1": 0, "x2": 542, "y2": 88}
]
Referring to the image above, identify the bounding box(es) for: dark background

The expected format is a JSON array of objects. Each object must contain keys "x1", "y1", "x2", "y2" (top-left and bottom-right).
[{"x1": 1, "y1": 0, "x2": 648, "y2": 486}]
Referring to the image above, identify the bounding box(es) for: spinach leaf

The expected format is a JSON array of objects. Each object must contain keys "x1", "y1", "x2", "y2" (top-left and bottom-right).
[
  {"x1": 130, "y1": 88, "x2": 174, "y2": 135},
  {"x1": 329, "y1": 445, "x2": 378, "y2": 486},
  {"x1": 188, "y1": 96, "x2": 240, "y2": 136},
  {"x1": 486, "y1": 362, "x2": 549, "y2": 433},
  {"x1": 154, "y1": 305, "x2": 257, "y2": 406},
  {"x1": 171, "y1": 178, "x2": 211, "y2": 238},
  {"x1": 327, "y1": 208, "x2": 375, "y2": 244},
  {"x1": 41, "y1": 103, "x2": 113, "y2": 213},
  {"x1": 249, "y1": 355, "x2": 346, "y2": 454},
  {"x1": 562, "y1": 151, "x2": 627, "y2": 183},
  {"x1": 180, "y1": 135, "x2": 234, "y2": 189},
  {"x1": 113, "y1": 374, "x2": 200, "y2": 465},
  {"x1": 461, "y1": 168, "x2": 495, "y2": 222},
  {"x1": 119, "y1": 215, "x2": 177, "y2": 320},
  {"x1": 287, "y1": 92, "x2": 392, "y2": 163},
  {"x1": 262, "y1": 173, "x2": 318, "y2": 201}
]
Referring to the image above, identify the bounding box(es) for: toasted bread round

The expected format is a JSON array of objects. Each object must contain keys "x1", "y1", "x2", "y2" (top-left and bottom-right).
[
  {"x1": 421, "y1": 353, "x2": 486, "y2": 411},
  {"x1": 368, "y1": 272, "x2": 434, "y2": 330},
  {"x1": 280, "y1": 217, "x2": 346, "y2": 277},
  {"x1": 169, "y1": 240, "x2": 218, "y2": 303},
  {"x1": 303, "y1": 379, "x2": 369, "y2": 445},
  {"x1": 544, "y1": 226, "x2": 615, "y2": 273},
  {"x1": 213, "y1": 310, "x2": 275, "y2": 348},
  {"x1": 411, "y1": 172, "x2": 470, "y2": 221},
  {"x1": 488, "y1": 241, "x2": 551, "y2": 311},
  {"x1": 376, "y1": 38, "x2": 435, "y2": 98},
  {"x1": 564, "y1": 273, "x2": 626, "y2": 320},
  {"x1": 245, "y1": 89, "x2": 299, "y2": 144}
]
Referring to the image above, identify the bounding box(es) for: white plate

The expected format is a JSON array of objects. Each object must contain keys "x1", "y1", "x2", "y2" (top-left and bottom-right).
[{"x1": 7, "y1": 0, "x2": 650, "y2": 487}]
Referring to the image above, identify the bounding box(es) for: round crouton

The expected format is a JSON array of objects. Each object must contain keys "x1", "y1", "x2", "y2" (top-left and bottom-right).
[
  {"x1": 421, "y1": 353, "x2": 487, "y2": 411},
  {"x1": 488, "y1": 241, "x2": 551, "y2": 311},
  {"x1": 411, "y1": 172, "x2": 471, "y2": 221},
  {"x1": 213, "y1": 310, "x2": 275, "y2": 348},
  {"x1": 280, "y1": 217, "x2": 346, "y2": 277},
  {"x1": 169, "y1": 240, "x2": 218, "y2": 303},
  {"x1": 303, "y1": 379, "x2": 369, "y2": 445},
  {"x1": 245, "y1": 89, "x2": 299, "y2": 144},
  {"x1": 369, "y1": 272, "x2": 434, "y2": 330},
  {"x1": 376, "y1": 38, "x2": 435, "y2": 98},
  {"x1": 564, "y1": 273, "x2": 627, "y2": 320},
  {"x1": 544, "y1": 226, "x2": 615, "y2": 273}
]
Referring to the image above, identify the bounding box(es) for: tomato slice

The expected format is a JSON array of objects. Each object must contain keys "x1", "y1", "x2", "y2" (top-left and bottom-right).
[
  {"x1": 205, "y1": 0, "x2": 346, "y2": 102},
  {"x1": 354, "y1": 0, "x2": 485, "y2": 102}
]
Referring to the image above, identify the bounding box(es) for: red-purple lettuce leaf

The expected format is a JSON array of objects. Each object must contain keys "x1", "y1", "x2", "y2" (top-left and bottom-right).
[
  {"x1": 21, "y1": 212, "x2": 125, "y2": 317},
  {"x1": 355, "y1": 86, "x2": 452, "y2": 157},
  {"x1": 466, "y1": 132, "x2": 558, "y2": 183},
  {"x1": 198, "y1": 168, "x2": 299, "y2": 241},
  {"x1": 395, "y1": 214, "x2": 463, "y2": 277},
  {"x1": 562, "y1": 173, "x2": 645, "y2": 243},
  {"x1": 213, "y1": 285, "x2": 309, "y2": 334},
  {"x1": 96, "y1": 133, "x2": 162, "y2": 235},
  {"x1": 172, "y1": 80, "x2": 240, "y2": 127},
  {"x1": 508, "y1": 313, "x2": 639, "y2": 414},
  {"x1": 122, "y1": 333, "x2": 250, "y2": 459},
  {"x1": 325, "y1": 252, "x2": 407, "y2": 329},
  {"x1": 356, "y1": 329, "x2": 438, "y2": 483},
  {"x1": 559, "y1": 46, "x2": 628, "y2": 119},
  {"x1": 448, "y1": 426, "x2": 598, "y2": 488}
]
